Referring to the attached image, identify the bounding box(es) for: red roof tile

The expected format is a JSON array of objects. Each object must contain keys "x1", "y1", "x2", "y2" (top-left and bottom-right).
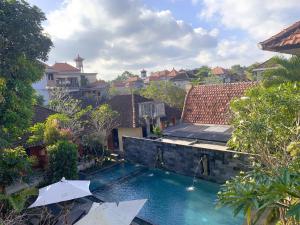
[
  {"x1": 212, "y1": 67, "x2": 227, "y2": 76},
  {"x1": 167, "y1": 68, "x2": 179, "y2": 77},
  {"x1": 50, "y1": 63, "x2": 80, "y2": 73},
  {"x1": 260, "y1": 20, "x2": 300, "y2": 53},
  {"x1": 182, "y1": 82, "x2": 257, "y2": 125}
]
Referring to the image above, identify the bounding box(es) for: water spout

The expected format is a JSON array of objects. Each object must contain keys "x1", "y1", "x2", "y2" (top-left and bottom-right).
[{"x1": 188, "y1": 155, "x2": 209, "y2": 191}]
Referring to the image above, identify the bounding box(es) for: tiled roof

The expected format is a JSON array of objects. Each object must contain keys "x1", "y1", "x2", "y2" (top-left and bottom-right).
[
  {"x1": 168, "y1": 68, "x2": 179, "y2": 77},
  {"x1": 50, "y1": 63, "x2": 80, "y2": 73},
  {"x1": 151, "y1": 70, "x2": 170, "y2": 77},
  {"x1": 86, "y1": 80, "x2": 108, "y2": 88},
  {"x1": 107, "y1": 94, "x2": 181, "y2": 128},
  {"x1": 127, "y1": 76, "x2": 142, "y2": 82},
  {"x1": 212, "y1": 67, "x2": 227, "y2": 76},
  {"x1": 260, "y1": 20, "x2": 300, "y2": 54},
  {"x1": 32, "y1": 105, "x2": 56, "y2": 124},
  {"x1": 182, "y1": 82, "x2": 257, "y2": 125}
]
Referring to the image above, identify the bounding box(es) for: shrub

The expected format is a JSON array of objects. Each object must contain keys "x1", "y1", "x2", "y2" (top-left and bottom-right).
[
  {"x1": 0, "y1": 147, "x2": 32, "y2": 192},
  {"x1": 47, "y1": 141, "x2": 78, "y2": 183}
]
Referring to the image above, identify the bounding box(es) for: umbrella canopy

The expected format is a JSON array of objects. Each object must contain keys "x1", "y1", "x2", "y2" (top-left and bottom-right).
[
  {"x1": 74, "y1": 199, "x2": 147, "y2": 225},
  {"x1": 29, "y1": 177, "x2": 92, "y2": 208}
]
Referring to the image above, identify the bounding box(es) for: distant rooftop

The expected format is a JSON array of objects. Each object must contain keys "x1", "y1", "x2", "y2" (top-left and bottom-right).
[{"x1": 50, "y1": 62, "x2": 80, "y2": 73}]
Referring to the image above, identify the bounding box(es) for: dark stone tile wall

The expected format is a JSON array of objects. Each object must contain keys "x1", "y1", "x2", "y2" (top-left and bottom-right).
[{"x1": 123, "y1": 136, "x2": 250, "y2": 183}]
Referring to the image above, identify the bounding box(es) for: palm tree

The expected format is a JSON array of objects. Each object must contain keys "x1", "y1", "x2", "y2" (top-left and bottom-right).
[{"x1": 262, "y1": 56, "x2": 300, "y2": 87}]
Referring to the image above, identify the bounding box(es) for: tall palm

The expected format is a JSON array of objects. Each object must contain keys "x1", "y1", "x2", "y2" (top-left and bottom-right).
[{"x1": 262, "y1": 56, "x2": 300, "y2": 87}]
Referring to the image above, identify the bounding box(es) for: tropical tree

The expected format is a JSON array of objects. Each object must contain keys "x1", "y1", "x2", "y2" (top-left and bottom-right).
[
  {"x1": 89, "y1": 104, "x2": 119, "y2": 150},
  {"x1": 192, "y1": 66, "x2": 212, "y2": 84},
  {"x1": 113, "y1": 71, "x2": 135, "y2": 81},
  {"x1": 48, "y1": 88, "x2": 91, "y2": 139},
  {"x1": 0, "y1": 0, "x2": 52, "y2": 148},
  {"x1": 140, "y1": 81, "x2": 186, "y2": 109},
  {"x1": 262, "y1": 56, "x2": 300, "y2": 87}
]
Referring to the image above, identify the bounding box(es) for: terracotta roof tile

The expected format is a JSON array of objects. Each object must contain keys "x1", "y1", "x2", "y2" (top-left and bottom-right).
[
  {"x1": 50, "y1": 63, "x2": 80, "y2": 73},
  {"x1": 182, "y1": 82, "x2": 257, "y2": 125},
  {"x1": 212, "y1": 67, "x2": 227, "y2": 76},
  {"x1": 260, "y1": 20, "x2": 300, "y2": 52}
]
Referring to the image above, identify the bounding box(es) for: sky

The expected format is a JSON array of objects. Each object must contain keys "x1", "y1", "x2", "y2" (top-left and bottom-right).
[{"x1": 27, "y1": 0, "x2": 300, "y2": 80}]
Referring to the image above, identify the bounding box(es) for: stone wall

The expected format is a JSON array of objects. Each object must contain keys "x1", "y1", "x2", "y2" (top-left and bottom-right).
[{"x1": 123, "y1": 136, "x2": 250, "y2": 183}]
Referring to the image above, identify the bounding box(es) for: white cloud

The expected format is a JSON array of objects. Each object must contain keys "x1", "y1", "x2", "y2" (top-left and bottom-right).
[
  {"x1": 42, "y1": 0, "x2": 297, "y2": 80},
  {"x1": 200, "y1": 0, "x2": 300, "y2": 40},
  {"x1": 44, "y1": 0, "x2": 218, "y2": 80}
]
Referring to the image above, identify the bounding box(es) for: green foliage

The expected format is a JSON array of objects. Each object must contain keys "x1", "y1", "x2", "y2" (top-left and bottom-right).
[
  {"x1": 90, "y1": 104, "x2": 119, "y2": 144},
  {"x1": 153, "y1": 126, "x2": 163, "y2": 137},
  {"x1": 245, "y1": 63, "x2": 260, "y2": 81},
  {"x1": 0, "y1": 0, "x2": 52, "y2": 147},
  {"x1": 47, "y1": 141, "x2": 78, "y2": 183},
  {"x1": 0, "y1": 188, "x2": 37, "y2": 213},
  {"x1": 218, "y1": 160, "x2": 300, "y2": 224},
  {"x1": 262, "y1": 56, "x2": 300, "y2": 87},
  {"x1": 202, "y1": 75, "x2": 223, "y2": 84},
  {"x1": 0, "y1": 147, "x2": 32, "y2": 188},
  {"x1": 34, "y1": 93, "x2": 45, "y2": 106},
  {"x1": 219, "y1": 81, "x2": 300, "y2": 224},
  {"x1": 44, "y1": 114, "x2": 72, "y2": 145},
  {"x1": 140, "y1": 81, "x2": 186, "y2": 109},
  {"x1": 228, "y1": 83, "x2": 300, "y2": 168},
  {"x1": 27, "y1": 122, "x2": 45, "y2": 145},
  {"x1": 81, "y1": 134, "x2": 104, "y2": 157},
  {"x1": 230, "y1": 64, "x2": 246, "y2": 76},
  {"x1": 113, "y1": 71, "x2": 135, "y2": 81}
]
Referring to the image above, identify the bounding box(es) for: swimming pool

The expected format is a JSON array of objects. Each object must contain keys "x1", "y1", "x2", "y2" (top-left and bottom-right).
[{"x1": 90, "y1": 163, "x2": 244, "y2": 225}]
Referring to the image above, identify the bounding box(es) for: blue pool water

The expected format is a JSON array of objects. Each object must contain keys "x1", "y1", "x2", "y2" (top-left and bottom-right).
[
  {"x1": 88, "y1": 163, "x2": 143, "y2": 191},
  {"x1": 90, "y1": 163, "x2": 244, "y2": 225}
]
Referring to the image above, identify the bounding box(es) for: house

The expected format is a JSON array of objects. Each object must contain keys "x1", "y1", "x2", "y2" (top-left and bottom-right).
[
  {"x1": 80, "y1": 79, "x2": 109, "y2": 100},
  {"x1": 211, "y1": 67, "x2": 231, "y2": 83},
  {"x1": 111, "y1": 76, "x2": 144, "y2": 94},
  {"x1": 252, "y1": 58, "x2": 281, "y2": 81},
  {"x1": 146, "y1": 68, "x2": 194, "y2": 89},
  {"x1": 259, "y1": 20, "x2": 300, "y2": 55},
  {"x1": 106, "y1": 94, "x2": 181, "y2": 151},
  {"x1": 169, "y1": 70, "x2": 196, "y2": 90},
  {"x1": 164, "y1": 82, "x2": 256, "y2": 143},
  {"x1": 33, "y1": 55, "x2": 98, "y2": 104}
]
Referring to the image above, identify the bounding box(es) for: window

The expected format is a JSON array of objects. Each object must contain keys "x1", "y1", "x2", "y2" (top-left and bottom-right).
[{"x1": 48, "y1": 73, "x2": 54, "y2": 80}]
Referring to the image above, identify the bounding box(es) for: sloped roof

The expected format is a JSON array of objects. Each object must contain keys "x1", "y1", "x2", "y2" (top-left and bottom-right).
[
  {"x1": 260, "y1": 20, "x2": 300, "y2": 55},
  {"x1": 150, "y1": 70, "x2": 170, "y2": 77},
  {"x1": 168, "y1": 68, "x2": 179, "y2": 77},
  {"x1": 107, "y1": 94, "x2": 181, "y2": 128},
  {"x1": 85, "y1": 80, "x2": 108, "y2": 89},
  {"x1": 182, "y1": 82, "x2": 256, "y2": 125},
  {"x1": 32, "y1": 105, "x2": 56, "y2": 124},
  {"x1": 212, "y1": 67, "x2": 227, "y2": 76},
  {"x1": 50, "y1": 63, "x2": 80, "y2": 72}
]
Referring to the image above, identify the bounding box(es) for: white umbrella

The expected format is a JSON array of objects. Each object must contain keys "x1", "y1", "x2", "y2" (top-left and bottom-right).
[
  {"x1": 29, "y1": 177, "x2": 92, "y2": 208},
  {"x1": 74, "y1": 199, "x2": 147, "y2": 225}
]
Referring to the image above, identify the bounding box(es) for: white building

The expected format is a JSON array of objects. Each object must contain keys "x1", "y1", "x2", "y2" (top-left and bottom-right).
[{"x1": 33, "y1": 55, "x2": 98, "y2": 104}]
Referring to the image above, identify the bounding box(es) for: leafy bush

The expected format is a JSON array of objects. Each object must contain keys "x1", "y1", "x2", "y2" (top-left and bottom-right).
[
  {"x1": 228, "y1": 82, "x2": 300, "y2": 168},
  {"x1": 47, "y1": 141, "x2": 78, "y2": 183},
  {"x1": 153, "y1": 126, "x2": 163, "y2": 137},
  {"x1": 219, "y1": 82, "x2": 300, "y2": 224},
  {"x1": 0, "y1": 147, "x2": 33, "y2": 191},
  {"x1": 218, "y1": 160, "x2": 300, "y2": 224}
]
